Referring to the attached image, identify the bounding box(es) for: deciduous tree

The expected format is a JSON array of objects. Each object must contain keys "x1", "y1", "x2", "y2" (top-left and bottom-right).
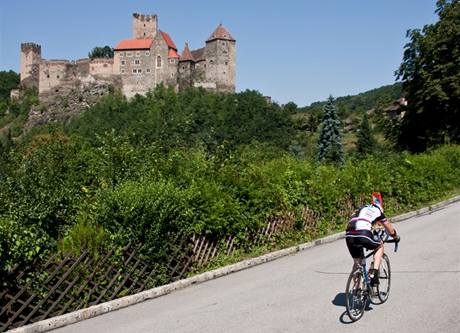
[{"x1": 396, "y1": 0, "x2": 460, "y2": 151}]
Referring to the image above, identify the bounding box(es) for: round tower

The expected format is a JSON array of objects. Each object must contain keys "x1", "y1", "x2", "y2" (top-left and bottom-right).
[
  {"x1": 133, "y1": 13, "x2": 158, "y2": 39},
  {"x1": 204, "y1": 24, "x2": 236, "y2": 92},
  {"x1": 20, "y1": 42, "x2": 42, "y2": 89}
]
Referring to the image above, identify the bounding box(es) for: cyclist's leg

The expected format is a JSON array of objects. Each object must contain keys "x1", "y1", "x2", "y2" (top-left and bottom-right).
[{"x1": 372, "y1": 243, "x2": 384, "y2": 270}]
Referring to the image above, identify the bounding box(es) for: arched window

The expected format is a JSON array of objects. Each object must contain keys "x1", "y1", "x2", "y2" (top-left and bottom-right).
[{"x1": 156, "y1": 56, "x2": 162, "y2": 68}]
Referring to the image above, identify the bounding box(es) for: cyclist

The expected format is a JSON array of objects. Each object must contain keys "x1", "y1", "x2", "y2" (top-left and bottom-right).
[{"x1": 345, "y1": 192, "x2": 400, "y2": 286}]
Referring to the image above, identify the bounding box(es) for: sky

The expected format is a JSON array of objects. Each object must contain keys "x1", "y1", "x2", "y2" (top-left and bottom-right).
[{"x1": 0, "y1": 0, "x2": 438, "y2": 106}]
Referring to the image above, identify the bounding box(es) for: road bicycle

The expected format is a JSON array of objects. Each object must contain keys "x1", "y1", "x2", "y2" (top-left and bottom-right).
[{"x1": 345, "y1": 228, "x2": 399, "y2": 321}]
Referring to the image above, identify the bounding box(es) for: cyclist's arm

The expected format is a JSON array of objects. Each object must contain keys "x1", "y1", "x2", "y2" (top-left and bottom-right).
[{"x1": 382, "y1": 219, "x2": 397, "y2": 237}]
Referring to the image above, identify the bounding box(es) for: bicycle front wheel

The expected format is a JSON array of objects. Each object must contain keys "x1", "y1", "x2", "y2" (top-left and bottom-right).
[
  {"x1": 376, "y1": 253, "x2": 391, "y2": 303},
  {"x1": 345, "y1": 269, "x2": 367, "y2": 321}
]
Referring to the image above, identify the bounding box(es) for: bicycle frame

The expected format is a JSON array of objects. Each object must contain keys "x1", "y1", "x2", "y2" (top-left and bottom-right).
[{"x1": 345, "y1": 229, "x2": 399, "y2": 322}]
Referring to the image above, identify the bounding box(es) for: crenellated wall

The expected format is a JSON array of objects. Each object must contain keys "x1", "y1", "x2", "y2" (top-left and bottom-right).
[
  {"x1": 20, "y1": 43, "x2": 42, "y2": 89},
  {"x1": 38, "y1": 57, "x2": 119, "y2": 95}
]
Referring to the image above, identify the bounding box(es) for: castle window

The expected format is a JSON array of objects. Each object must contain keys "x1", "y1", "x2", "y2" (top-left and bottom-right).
[
  {"x1": 57, "y1": 75, "x2": 60, "y2": 79},
  {"x1": 135, "y1": 59, "x2": 140, "y2": 65},
  {"x1": 182, "y1": 66, "x2": 185, "y2": 70},
  {"x1": 119, "y1": 52, "x2": 124, "y2": 57},
  {"x1": 127, "y1": 52, "x2": 132, "y2": 57},
  {"x1": 146, "y1": 68, "x2": 150, "y2": 73},
  {"x1": 209, "y1": 60, "x2": 214, "y2": 64},
  {"x1": 225, "y1": 61, "x2": 228, "y2": 65},
  {"x1": 138, "y1": 69, "x2": 142, "y2": 73},
  {"x1": 121, "y1": 69, "x2": 125, "y2": 74},
  {"x1": 222, "y1": 41, "x2": 226, "y2": 46},
  {"x1": 156, "y1": 56, "x2": 162, "y2": 68},
  {"x1": 145, "y1": 51, "x2": 150, "y2": 56},
  {"x1": 121, "y1": 60, "x2": 126, "y2": 66},
  {"x1": 136, "y1": 51, "x2": 141, "y2": 57},
  {"x1": 133, "y1": 69, "x2": 137, "y2": 74},
  {"x1": 47, "y1": 74, "x2": 50, "y2": 78},
  {"x1": 143, "y1": 33, "x2": 146, "y2": 37}
]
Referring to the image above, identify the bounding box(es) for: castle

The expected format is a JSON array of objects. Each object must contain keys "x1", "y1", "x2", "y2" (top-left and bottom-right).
[{"x1": 20, "y1": 13, "x2": 236, "y2": 98}]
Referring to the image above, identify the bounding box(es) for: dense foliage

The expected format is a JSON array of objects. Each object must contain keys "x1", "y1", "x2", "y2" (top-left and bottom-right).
[
  {"x1": 0, "y1": 70, "x2": 19, "y2": 101},
  {"x1": 299, "y1": 83, "x2": 403, "y2": 127},
  {"x1": 396, "y1": 0, "x2": 460, "y2": 151},
  {"x1": 1, "y1": 85, "x2": 460, "y2": 282}
]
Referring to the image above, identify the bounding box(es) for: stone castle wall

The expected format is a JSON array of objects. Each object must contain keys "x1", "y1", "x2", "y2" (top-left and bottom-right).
[
  {"x1": 20, "y1": 13, "x2": 235, "y2": 99},
  {"x1": 20, "y1": 43, "x2": 41, "y2": 89},
  {"x1": 204, "y1": 39, "x2": 236, "y2": 92},
  {"x1": 133, "y1": 13, "x2": 157, "y2": 39}
]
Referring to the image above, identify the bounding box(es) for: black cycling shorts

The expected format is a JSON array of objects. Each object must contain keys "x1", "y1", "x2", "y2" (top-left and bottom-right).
[{"x1": 345, "y1": 230, "x2": 381, "y2": 259}]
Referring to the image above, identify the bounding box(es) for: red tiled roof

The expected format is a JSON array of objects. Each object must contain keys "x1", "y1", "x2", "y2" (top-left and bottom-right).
[
  {"x1": 114, "y1": 39, "x2": 153, "y2": 50},
  {"x1": 168, "y1": 49, "x2": 180, "y2": 59},
  {"x1": 180, "y1": 43, "x2": 194, "y2": 62},
  {"x1": 206, "y1": 24, "x2": 235, "y2": 42},
  {"x1": 160, "y1": 31, "x2": 177, "y2": 50}
]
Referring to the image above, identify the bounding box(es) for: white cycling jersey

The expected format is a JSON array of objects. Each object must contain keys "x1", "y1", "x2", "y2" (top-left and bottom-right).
[{"x1": 349, "y1": 204, "x2": 387, "y2": 232}]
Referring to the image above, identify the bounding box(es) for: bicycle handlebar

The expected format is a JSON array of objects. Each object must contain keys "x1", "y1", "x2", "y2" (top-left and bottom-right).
[{"x1": 384, "y1": 237, "x2": 399, "y2": 252}]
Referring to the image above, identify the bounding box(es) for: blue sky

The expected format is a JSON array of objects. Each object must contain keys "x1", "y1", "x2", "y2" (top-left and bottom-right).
[{"x1": 0, "y1": 0, "x2": 438, "y2": 106}]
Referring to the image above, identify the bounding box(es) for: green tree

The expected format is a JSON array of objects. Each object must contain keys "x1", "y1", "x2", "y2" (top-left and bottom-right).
[
  {"x1": 283, "y1": 101, "x2": 298, "y2": 114},
  {"x1": 316, "y1": 95, "x2": 344, "y2": 164},
  {"x1": 88, "y1": 46, "x2": 114, "y2": 59},
  {"x1": 0, "y1": 70, "x2": 20, "y2": 100},
  {"x1": 396, "y1": 0, "x2": 460, "y2": 151},
  {"x1": 356, "y1": 113, "x2": 377, "y2": 155}
]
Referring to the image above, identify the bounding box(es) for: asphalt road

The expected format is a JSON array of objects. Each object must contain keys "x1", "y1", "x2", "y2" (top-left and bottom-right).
[{"x1": 52, "y1": 201, "x2": 460, "y2": 333}]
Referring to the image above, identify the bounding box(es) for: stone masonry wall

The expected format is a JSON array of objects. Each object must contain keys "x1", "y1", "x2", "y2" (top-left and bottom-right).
[
  {"x1": 133, "y1": 13, "x2": 158, "y2": 39},
  {"x1": 20, "y1": 43, "x2": 41, "y2": 89},
  {"x1": 204, "y1": 39, "x2": 235, "y2": 92},
  {"x1": 151, "y1": 32, "x2": 170, "y2": 87},
  {"x1": 116, "y1": 48, "x2": 155, "y2": 98}
]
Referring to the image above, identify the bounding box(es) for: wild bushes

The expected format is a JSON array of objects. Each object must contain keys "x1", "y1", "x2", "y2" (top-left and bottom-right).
[{"x1": 1, "y1": 86, "x2": 459, "y2": 279}]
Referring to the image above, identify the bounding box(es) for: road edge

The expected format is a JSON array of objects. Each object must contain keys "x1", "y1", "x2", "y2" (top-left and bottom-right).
[{"x1": 10, "y1": 194, "x2": 460, "y2": 333}]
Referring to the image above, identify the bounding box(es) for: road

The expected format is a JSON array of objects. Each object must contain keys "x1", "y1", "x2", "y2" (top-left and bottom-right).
[{"x1": 52, "y1": 201, "x2": 460, "y2": 333}]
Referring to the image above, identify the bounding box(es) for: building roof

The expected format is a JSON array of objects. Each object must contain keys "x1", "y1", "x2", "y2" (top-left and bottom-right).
[
  {"x1": 168, "y1": 49, "x2": 180, "y2": 59},
  {"x1": 179, "y1": 43, "x2": 194, "y2": 62},
  {"x1": 191, "y1": 47, "x2": 205, "y2": 62},
  {"x1": 114, "y1": 39, "x2": 153, "y2": 50},
  {"x1": 206, "y1": 24, "x2": 235, "y2": 42},
  {"x1": 160, "y1": 31, "x2": 177, "y2": 50}
]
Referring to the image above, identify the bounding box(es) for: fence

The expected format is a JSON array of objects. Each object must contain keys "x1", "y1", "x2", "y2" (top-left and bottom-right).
[{"x1": 0, "y1": 205, "x2": 337, "y2": 332}]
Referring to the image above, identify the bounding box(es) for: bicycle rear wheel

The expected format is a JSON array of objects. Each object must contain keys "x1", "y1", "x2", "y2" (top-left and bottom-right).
[
  {"x1": 345, "y1": 269, "x2": 367, "y2": 321},
  {"x1": 376, "y1": 253, "x2": 391, "y2": 303}
]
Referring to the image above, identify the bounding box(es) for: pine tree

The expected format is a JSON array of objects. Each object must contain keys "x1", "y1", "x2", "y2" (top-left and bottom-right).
[
  {"x1": 356, "y1": 113, "x2": 376, "y2": 155},
  {"x1": 316, "y1": 95, "x2": 344, "y2": 164}
]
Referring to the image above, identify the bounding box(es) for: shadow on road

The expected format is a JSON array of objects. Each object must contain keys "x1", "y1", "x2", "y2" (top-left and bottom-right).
[
  {"x1": 333, "y1": 292, "x2": 374, "y2": 324},
  {"x1": 332, "y1": 292, "x2": 347, "y2": 307}
]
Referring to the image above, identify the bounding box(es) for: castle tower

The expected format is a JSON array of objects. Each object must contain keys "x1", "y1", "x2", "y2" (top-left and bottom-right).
[
  {"x1": 20, "y1": 42, "x2": 42, "y2": 89},
  {"x1": 133, "y1": 13, "x2": 158, "y2": 39},
  {"x1": 204, "y1": 24, "x2": 236, "y2": 92},
  {"x1": 178, "y1": 43, "x2": 194, "y2": 90}
]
